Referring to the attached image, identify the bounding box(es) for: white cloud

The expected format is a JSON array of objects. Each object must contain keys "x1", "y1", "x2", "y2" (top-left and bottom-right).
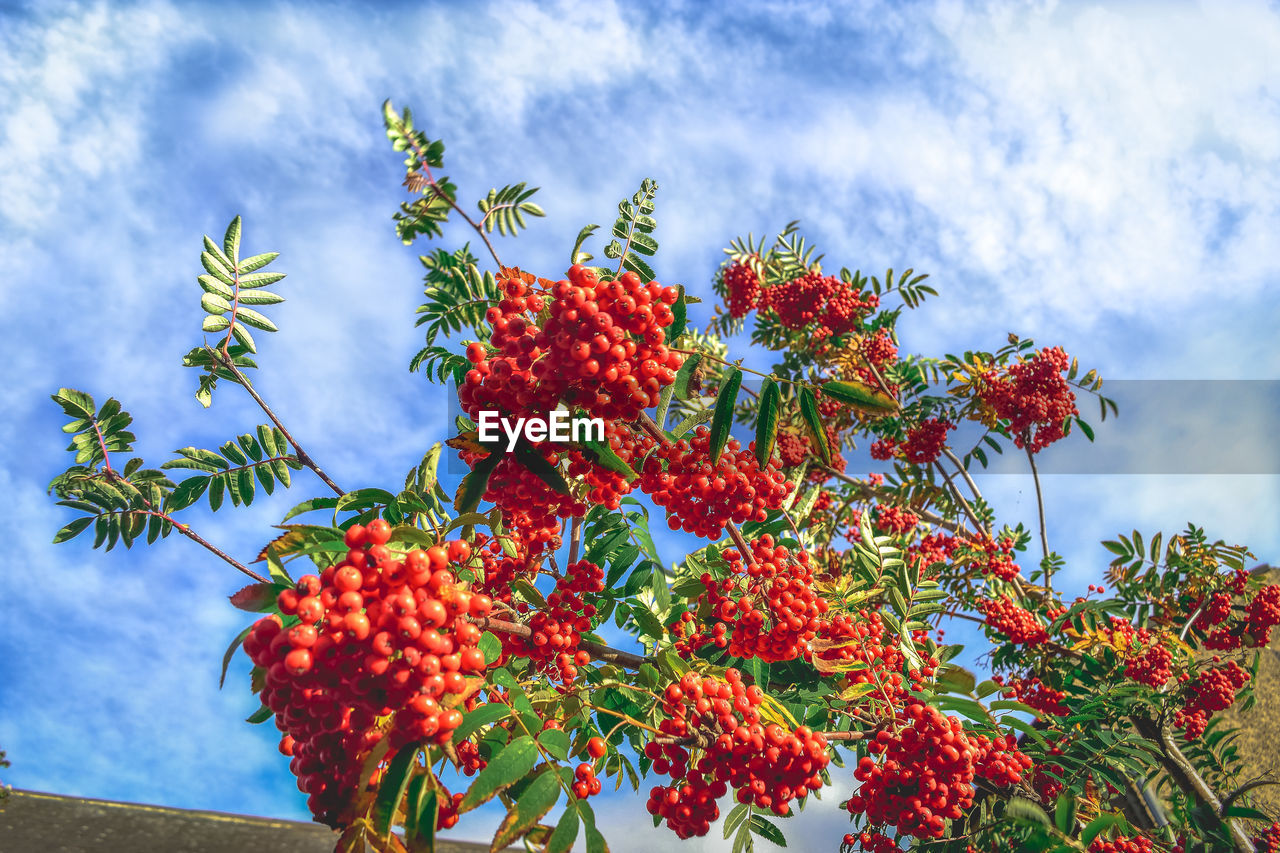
[{"x1": 2, "y1": 0, "x2": 1278, "y2": 843}]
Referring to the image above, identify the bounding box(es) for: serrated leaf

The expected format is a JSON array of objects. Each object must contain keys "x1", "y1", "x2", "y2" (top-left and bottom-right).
[
  {"x1": 455, "y1": 451, "x2": 502, "y2": 514},
  {"x1": 229, "y1": 582, "x2": 288, "y2": 613},
  {"x1": 821, "y1": 379, "x2": 898, "y2": 414},
  {"x1": 223, "y1": 216, "x2": 242, "y2": 264},
  {"x1": 200, "y1": 293, "x2": 232, "y2": 315},
  {"x1": 53, "y1": 516, "x2": 94, "y2": 543},
  {"x1": 754, "y1": 378, "x2": 780, "y2": 466},
  {"x1": 236, "y1": 289, "x2": 285, "y2": 305},
  {"x1": 672, "y1": 352, "x2": 702, "y2": 400},
  {"x1": 219, "y1": 623, "x2": 254, "y2": 690},
  {"x1": 667, "y1": 285, "x2": 687, "y2": 339},
  {"x1": 373, "y1": 745, "x2": 420, "y2": 836},
  {"x1": 453, "y1": 702, "x2": 511, "y2": 743},
  {"x1": 545, "y1": 805, "x2": 580, "y2": 853},
  {"x1": 537, "y1": 728, "x2": 570, "y2": 761},
  {"x1": 459, "y1": 735, "x2": 538, "y2": 812},
  {"x1": 235, "y1": 307, "x2": 278, "y2": 332},
  {"x1": 797, "y1": 386, "x2": 830, "y2": 465},
  {"x1": 403, "y1": 777, "x2": 438, "y2": 853},
  {"x1": 491, "y1": 769, "x2": 559, "y2": 851},
  {"x1": 245, "y1": 704, "x2": 272, "y2": 724},
  {"x1": 708, "y1": 367, "x2": 742, "y2": 464}
]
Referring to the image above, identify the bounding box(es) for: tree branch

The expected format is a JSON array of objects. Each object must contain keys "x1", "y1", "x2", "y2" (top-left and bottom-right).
[{"x1": 209, "y1": 349, "x2": 344, "y2": 497}]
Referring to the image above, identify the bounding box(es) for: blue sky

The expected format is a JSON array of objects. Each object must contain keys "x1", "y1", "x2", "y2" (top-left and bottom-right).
[{"x1": 2, "y1": 1, "x2": 1278, "y2": 850}]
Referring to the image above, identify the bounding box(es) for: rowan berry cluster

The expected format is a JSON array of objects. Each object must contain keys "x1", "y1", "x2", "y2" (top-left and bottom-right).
[
  {"x1": 814, "y1": 611, "x2": 910, "y2": 712},
  {"x1": 246, "y1": 522, "x2": 492, "y2": 826},
  {"x1": 1124, "y1": 642, "x2": 1174, "y2": 688},
  {"x1": 993, "y1": 674, "x2": 1068, "y2": 717},
  {"x1": 541, "y1": 265, "x2": 684, "y2": 421},
  {"x1": 1174, "y1": 660, "x2": 1249, "y2": 739},
  {"x1": 873, "y1": 503, "x2": 918, "y2": 535},
  {"x1": 478, "y1": 448, "x2": 583, "y2": 549},
  {"x1": 899, "y1": 418, "x2": 955, "y2": 465},
  {"x1": 1088, "y1": 834, "x2": 1157, "y2": 853},
  {"x1": 776, "y1": 430, "x2": 810, "y2": 468},
  {"x1": 976, "y1": 346, "x2": 1078, "y2": 453},
  {"x1": 846, "y1": 700, "x2": 1031, "y2": 840},
  {"x1": 645, "y1": 669, "x2": 829, "y2": 838},
  {"x1": 1254, "y1": 822, "x2": 1280, "y2": 853},
  {"x1": 980, "y1": 596, "x2": 1049, "y2": 645},
  {"x1": 639, "y1": 426, "x2": 792, "y2": 539},
  {"x1": 678, "y1": 535, "x2": 828, "y2": 663},
  {"x1": 760, "y1": 270, "x2": 878, "y2": 340},
  {"x1": 723, "y1": 262, "x2": 760, "y2": 318},
  {"x1": 907, "y1": 533, "x2": 959, "y2": 577},
  {"x1": 565, "y1": 422, "x2": 651, "y2": 510},
  {"x1": 1200, "y1": 581, "x2": 1280, "y2": 650},
  {"x1": 960, "y1": 534, "x2": 1020, "y2": 581},
  {"x1": 522, "y1": 560, "x2": 604, "y2": 684}
]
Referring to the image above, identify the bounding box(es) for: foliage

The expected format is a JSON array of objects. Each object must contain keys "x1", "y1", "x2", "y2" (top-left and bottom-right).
[{"x1": 44, "y1": 101, "x2": 1278, "y2": 853}]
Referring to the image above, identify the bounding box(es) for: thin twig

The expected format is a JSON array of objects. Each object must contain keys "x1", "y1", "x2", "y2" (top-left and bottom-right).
[
  {"x1": 401, "y1": 136, "x2": 504, "y2": 270},
  {"x1": 1025, "y1": 444, "x2": 1051, "y2": 567},
  {"x1": 725, "y1": 521, "x2": 756, "y2": 566},
  {"x1": 209, "y1": 349, "x2": 344, "y2": 497},
  {"x1": 931, "y1": 460, "x2": 987, "y2": 537},
  {"x1": 568, "y1": 516, "x2": 582, "y2": 565}
]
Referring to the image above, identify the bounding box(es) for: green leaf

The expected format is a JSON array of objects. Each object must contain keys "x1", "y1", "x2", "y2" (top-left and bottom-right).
[
  {"x1": 512, "y1": 441, "x2": 569, "y2": 495},
  {"x1": 373, "y1": 745, "x2": 420, "y2": 835},
  {"x1": 708, "y1": 367, "x2": 743, "y2": 464},
  {"x1": 52, "y1": 516, "x2": 94, "y2": 543},
  {"x1": 797, "y1": 386, "x2": 830, "y2": 465},
  {"x1": 459, "y1": 735, "x2": 538, "y2": 812},
  {"x1": 219, "y1": 623, "x2": 253, "y2": 690},
  {"x1": 1006, "y1": 797, "x2": 1051, "y2": 827},
  {"x1": 754, "y1": 378, "x2": 780, "y2": 466},
  {"x1": 934, "y1": 664, "x2": 977, "y2": 695},
  {"x1": 238, "y1": 252, "x2": 279, "y2": 274},
  {"x1": 581, "y1": 437, "x2": 637, "y2": 482},
  {"x1": 668, "y1": 284, "x2": 687, "y2": 340},
  {"x1": 235, "y1": 307, "x2": 278, "y2": 332},
  {"x1": 403, "y1": 777, "x2": 438, "y2": 853},
  {"x1": 571, "y1": 224, "x2": 599, "y2": 265},
  {"x1": 819, "y1": 380, "x2": 898, "y2": 414},
  {"x1": 1054, "y1": 793, "x2": 1078, "y2": 834},
  {"x1": 452, "y1": 702, "x2": 511, "y2": 743},
  {"x1": 52, "y1": 388, "x2": 96, "y2": 421},
  {"x1": 478, "y1": 631, "x2": 502, "y2": 665},
  {"x1": 1080, "y1": 814, "x2": 1125, "y2": 846},
  {"x1": 545, "y1": 804, "x2": 580, "y2": 853},
  {"x1": 245, "y1": 704, "x2": 272, "y2": 724},
  {"x1": 749, "y1": 814, "x2": 786, "y2": 847},
  {"x1": 455, "y1": 450, "x2": 502, "y2": 514},
  {"x1": 223, "y1": 216, "x2": 242, "y2": 265},
  {"x1": 492, "y1": 769, "x2": 559, "y2": 850},
  {"x1": 200, "y1": 292, "x2": 231, "y2": 315},
  {"x1": 228, "y1": 582, "x2": 288, "y2": 613},
  {"x1": 537, "y1": 728, "x2": 570, "y2": 761}
]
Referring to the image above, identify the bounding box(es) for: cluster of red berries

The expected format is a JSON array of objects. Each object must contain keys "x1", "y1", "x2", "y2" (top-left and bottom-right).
[
  {"x1": 899, "y1": 418, "x2": 955, "y2": 465},
  {"x1": 980, "y1": 596, "x2": 1049, "y2": 645},
  {"x1": 814, "y1": 611, "x2": 911, "y2": 712},
  {"x1": 976, "y1": 346, "x2": 1078, "y2": 453},
  {"x1": 846, "y1": 700, "x2": 1031, "y2": 840},
  {"x1": 1174, "y1": 660, "x2": 1250, "y2": 739},
  {"x1": 1088, "y1": 834, "x2": 1157, "y2": 853},
  {"x1": 478, "y1": 448, "x2": 584, "y2": 551},
  {"x1": 540, "y1": 265, "x2": 684, "y2": 421},
  {"x1": 993, "y1": 674, "x2": 1068, "y2": 717},
  {"x1": 959, "y1": 534, "x2": 1020, "y2": 581},
  {"x1": 246, "y1": 522, "x2": 492, "y2": 826},
  {"x1": 1124, "y1": 641, "x2": 1174, "y2": 688},
  {"x1": 677, "y1": 535, "x2": 828, "y2": 663},
  {"x1": 907, "y1": 533, "x2": 959, "y2": 577},
  {"x1": 645, "y1": 669, "x2": 829, "y2": 838},
  {"x1": 639, "y1": 426, "x2": 792, "y2": 539},
  {"x1": 458, "y1": 278, "x2": 558, "y2": 419},
  {"x1": 760, "y1": 270, "x2": 878, "y2": 340},
  {"x1": 1254, "y1": 822, "x2": 1280, "y2": 853},
  {"x1": 565, "y1": 422, "x2": 651, "y2": 510},
  {"x1": 722, "y1": 262, "x2": 760, "y2": 318},
  {"x1": 521, "y1": 560, "x2": 604, "y2": 684},
  {"x1": 776, "y1": 430, "x2": 810, "y2": 467},
  {"x1": 873, "y1": 503, "x2": 918, "y2": 534}
]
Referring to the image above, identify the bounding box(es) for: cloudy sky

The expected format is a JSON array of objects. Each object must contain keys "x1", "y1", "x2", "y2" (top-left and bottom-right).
[{"x1": 1, "y1": 0, "x2": 1278, "y2": 850}]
